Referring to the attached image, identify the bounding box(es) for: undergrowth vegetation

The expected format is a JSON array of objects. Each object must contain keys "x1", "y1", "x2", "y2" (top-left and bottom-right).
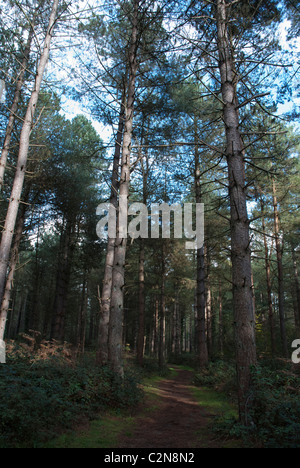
[
  {"x1": 0, "y1": 338, "x2": 143, "y2": 448},
  {"x1": 249, "y1": 361, "x2": 300, "y2": 448},
  {"x1": 2, "y1": 334, "x2": 299, "y2": 449},
  {"x1": 193, "y1": 360, "x2": 300, "y2": 448}
]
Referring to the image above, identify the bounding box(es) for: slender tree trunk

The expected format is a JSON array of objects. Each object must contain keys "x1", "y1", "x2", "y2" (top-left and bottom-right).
[
  {"x1": 197, "y1": 246, "x2": 208, "y2": 365},
  {"x1": 153, "y1": 296, "x2": 159, "y2": 357},
  {"x1": 205, "y1": 247, "x2": 213, "y2": 354},
  {"x1": 51, "y1": 218, "x2": 75, "y2": 341},
  {"x1": 0, "y1": 14, "x2": 37, "y2": 190},
  {"x1": 77, "y1": 272, "x2": 88, "y2": 355},
  {"x1": 272, "y1": 178, "x2": 288, "y2": 357},
  {"x1": 194, "y1": 117, "x2": 209, "y2": 367},
  {"x1": 137, "y1": 239, "x2": 145, "y2": 366},
  {"x1": 97, "y1": 84, "x2": 126, "y2": 366},
  {"x1": 206, "y1": 275, "x2": 213, "y2": 355},
  {"x1": 159, "y1": 243, "x2": 166, "y2": 369},
  {"x1": 174, "y1": 292, "x2": 181, "y2": 357},
  {"x1": 0, "y1": 200, "x2": 27, "y2": 341},
  {"x1": 108, "y1": 0, "x2": 140, "y2": 376},
  {"x1": 260, "y1": 197, "x2": 276, "y2": 357},
  {"x1": 291, "y1": 247, "x2": 300, "y2": 329},
  {"x1": 136, "y1": 149, "x2": 148, "y2": 366},
  {"x1": 0, "y1": 0, "x2": 59, "y2": 340},
  {"x1": 218, "y1": 279, "x2": 224, "y2": 357},
  {"x1": 216, "y1": 0, "x2": 257, "y2": 424},
  {"x1": 30, "y1": 210, "x2": 42, "y2": 331}
]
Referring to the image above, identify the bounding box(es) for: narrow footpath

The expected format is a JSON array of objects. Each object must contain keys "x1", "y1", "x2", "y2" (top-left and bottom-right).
[
  {"x1": 48, "y1": 367, "x2": 241, "y2": 448},
  {"x1": 118, "y1": 368, "x2": 236, "y2": 449}
]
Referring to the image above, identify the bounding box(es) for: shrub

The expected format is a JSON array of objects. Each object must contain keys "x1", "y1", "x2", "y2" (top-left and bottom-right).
[
  {"x1": 193, "y1": 360, "x2": 237, "y2": 396},
  {"x1": 168, "y1": 352, "x2": 197, "y2": 368},
  {"x1": 0, "y1": 359, "x2": 143, "y2": 448},
  {"x1": 213, "y1": 361, "x2": 300, "y2": 448},
  {"x1": 6, "y1": 332, "x2": 74, "y2": 365},
  {"x1": 249, "y1": 363, "x2": 300, "y2": 448}
]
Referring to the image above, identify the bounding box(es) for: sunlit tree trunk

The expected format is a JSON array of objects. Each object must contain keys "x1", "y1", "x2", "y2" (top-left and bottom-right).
[
  {"x1": 0, "y1": 198, "x2": 27, "y2": 341},
  {"x1": 0, "y1": 27, "x2": 35, "y2": 190},
  {"x1": 0, "y1": 0, "x2": 59, "y2": 341},
  {"x1": 97, "y1": 85, "x2": 125, "y2": 366},
  {"x1": 108, "y1": 0, "x2": 140, "y2": 376}
]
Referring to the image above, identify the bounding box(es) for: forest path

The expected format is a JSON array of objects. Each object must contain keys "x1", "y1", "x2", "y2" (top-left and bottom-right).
[
  {"x1": 118, "y1": 367, "x2": 232, "y2": 449},
  {"x1": 48, "y1": 366, "x2": 240, "y2": 448}
]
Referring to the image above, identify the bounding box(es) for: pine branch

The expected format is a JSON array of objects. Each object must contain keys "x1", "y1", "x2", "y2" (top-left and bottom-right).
[{"x1": 236, "y1": 92, "x2": 270, "y2": 109}]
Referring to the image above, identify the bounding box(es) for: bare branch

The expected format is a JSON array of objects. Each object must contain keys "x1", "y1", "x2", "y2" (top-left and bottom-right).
[{"x1": 236, "y1": 92, "x2": 270, "y2": 109}]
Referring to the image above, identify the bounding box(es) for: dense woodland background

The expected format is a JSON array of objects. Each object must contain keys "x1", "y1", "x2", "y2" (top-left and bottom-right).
[{"x1": 0, "y1": 0, "x2": 299, "y2": 448}]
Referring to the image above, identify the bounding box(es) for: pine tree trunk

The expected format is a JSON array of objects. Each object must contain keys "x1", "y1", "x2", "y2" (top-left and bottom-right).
[
  {"x1": 0, "y1": 199, "x2": 26, "y2": 341},
  {"x1": 218, "y1": 280, "x2": 224, "y2": 357},
  {"x1": 291, "y1": 248, "x2": 300, "y2": 329},
  {"x1": 194, "y1": 117, "x2": 209, "y2": 367},
  {"x1": 216, "y1": 0, "x2": 257, "y2": 425},
  {"x1": 197, "y1": 246, "x2": 208, "y2": 365},
  {"x1": 137, "y1": 239, "x2": 145, "y2": 366},
  {"x1": 272, "y1": 178, "x2": 288, "y2": 357},
  {"x1": 51, "y1": 218, "x2": 75, "y2": 341},
  {"x1": 206, "y1": 275, "x2": 213, "y2": 355},
  {"x1": 136, "y1": 150, "x2": 148, "y2": 366},
  {"x1": 159, "y1": 243, "x2": 166, "y2": 369},
  {"x1": 174, "y1": 292, "x2": 181, "y2": 357},
  {"x1": 0, "y1": 0, "x2": 59, "y2": 339},
  {"x1": 152, "y1": 296, "x2": 159, "y2": 357},
  {"x1": 77, "y1": 272, "x2": 88, "y2": 355},
  {"x1": 260, "y1": 197, "x2": 276, "y2": 356},
  {"x1": 97, "y1": 85, "x2": 126, "y2": 366},
  {"x1": 108, "y1": 0, "x2": 139, "y2": 376},
  {"x1": 0, "y1": 24, "x2": 35, "y2": 190}
]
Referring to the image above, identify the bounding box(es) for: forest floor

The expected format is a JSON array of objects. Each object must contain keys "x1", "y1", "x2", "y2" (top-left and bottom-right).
[
  {"x1": 49, "y1": 366, "x2": 243, "y2": 448},
  {"x1": 118, "y1": 367, "x2": 240, "y2": 449}
]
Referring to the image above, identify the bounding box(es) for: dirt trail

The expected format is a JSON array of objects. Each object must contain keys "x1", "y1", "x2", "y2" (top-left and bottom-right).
[{"x1": 118, "y1": 368, "x2": 221, "y2": 449}]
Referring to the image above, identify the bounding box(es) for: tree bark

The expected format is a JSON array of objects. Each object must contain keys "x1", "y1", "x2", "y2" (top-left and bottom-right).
[
  {"x1": 174, "y1": 291, "x2": 181, "y2": 357},
  {"x1": 137, "y1": 239, "x2": 145, "y2": 366},
  {"x1": 136, "y1": 148, "x2": 148, "y2": 366},
  {"x1": 216, "y1": 0, "x2": 257, "y2": 425},
  {"x1": 159, "y1": 243, "x2": 166, "y2": 369},
  {"x1": 194, "y1": 117, "x2": 209, "y2": 367},
  {"x1": 152, "y1": 296, "x2": 159, "y2": 357},
  {"x1": 291, "y1": 247, "x2": 300, "y2": 329},
  {"x1": 77, "y1": 272, "x2": 88, "y2": 355},
  {"x1": 0, "y1": 0, "x2": 59, "y2": 340},
  {"x1": 0, "y1": 11, "x2": 37, "y2": 190},
  {"x1": 51, "y1": 217, "x2": 76, "y2": 341},
  {"x1": 97, "y1": 84, "x2": 126, "y2": 366},
  {"x1": 0, "y1": 198, "x2": 27, "y2": 341},
  {"x1": 272, "y1": 178, "x2": 288, "y2": 357},
  {"x1": 206, "y1": 273, "x2": 213, "y2": 355},
  {"x1": 218, "y1": 279, "x2": 224, "y2": 357},
  {"x1": 260, "y1": 196, "x2": 276, "y2": 357},
  {"x1": 108, "y1": 0, "x2": 140, "y2": 376}
]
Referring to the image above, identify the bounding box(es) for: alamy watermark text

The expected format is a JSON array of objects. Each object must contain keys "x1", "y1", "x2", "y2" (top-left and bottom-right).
[{"x1": 96, "y1": 197, "x2": 204, "y2": 250}]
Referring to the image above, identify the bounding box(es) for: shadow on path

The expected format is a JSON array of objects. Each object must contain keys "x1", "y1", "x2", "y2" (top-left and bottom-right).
[{"x1": 119, "y1": 368, "x2": 222, "y2": 449}]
